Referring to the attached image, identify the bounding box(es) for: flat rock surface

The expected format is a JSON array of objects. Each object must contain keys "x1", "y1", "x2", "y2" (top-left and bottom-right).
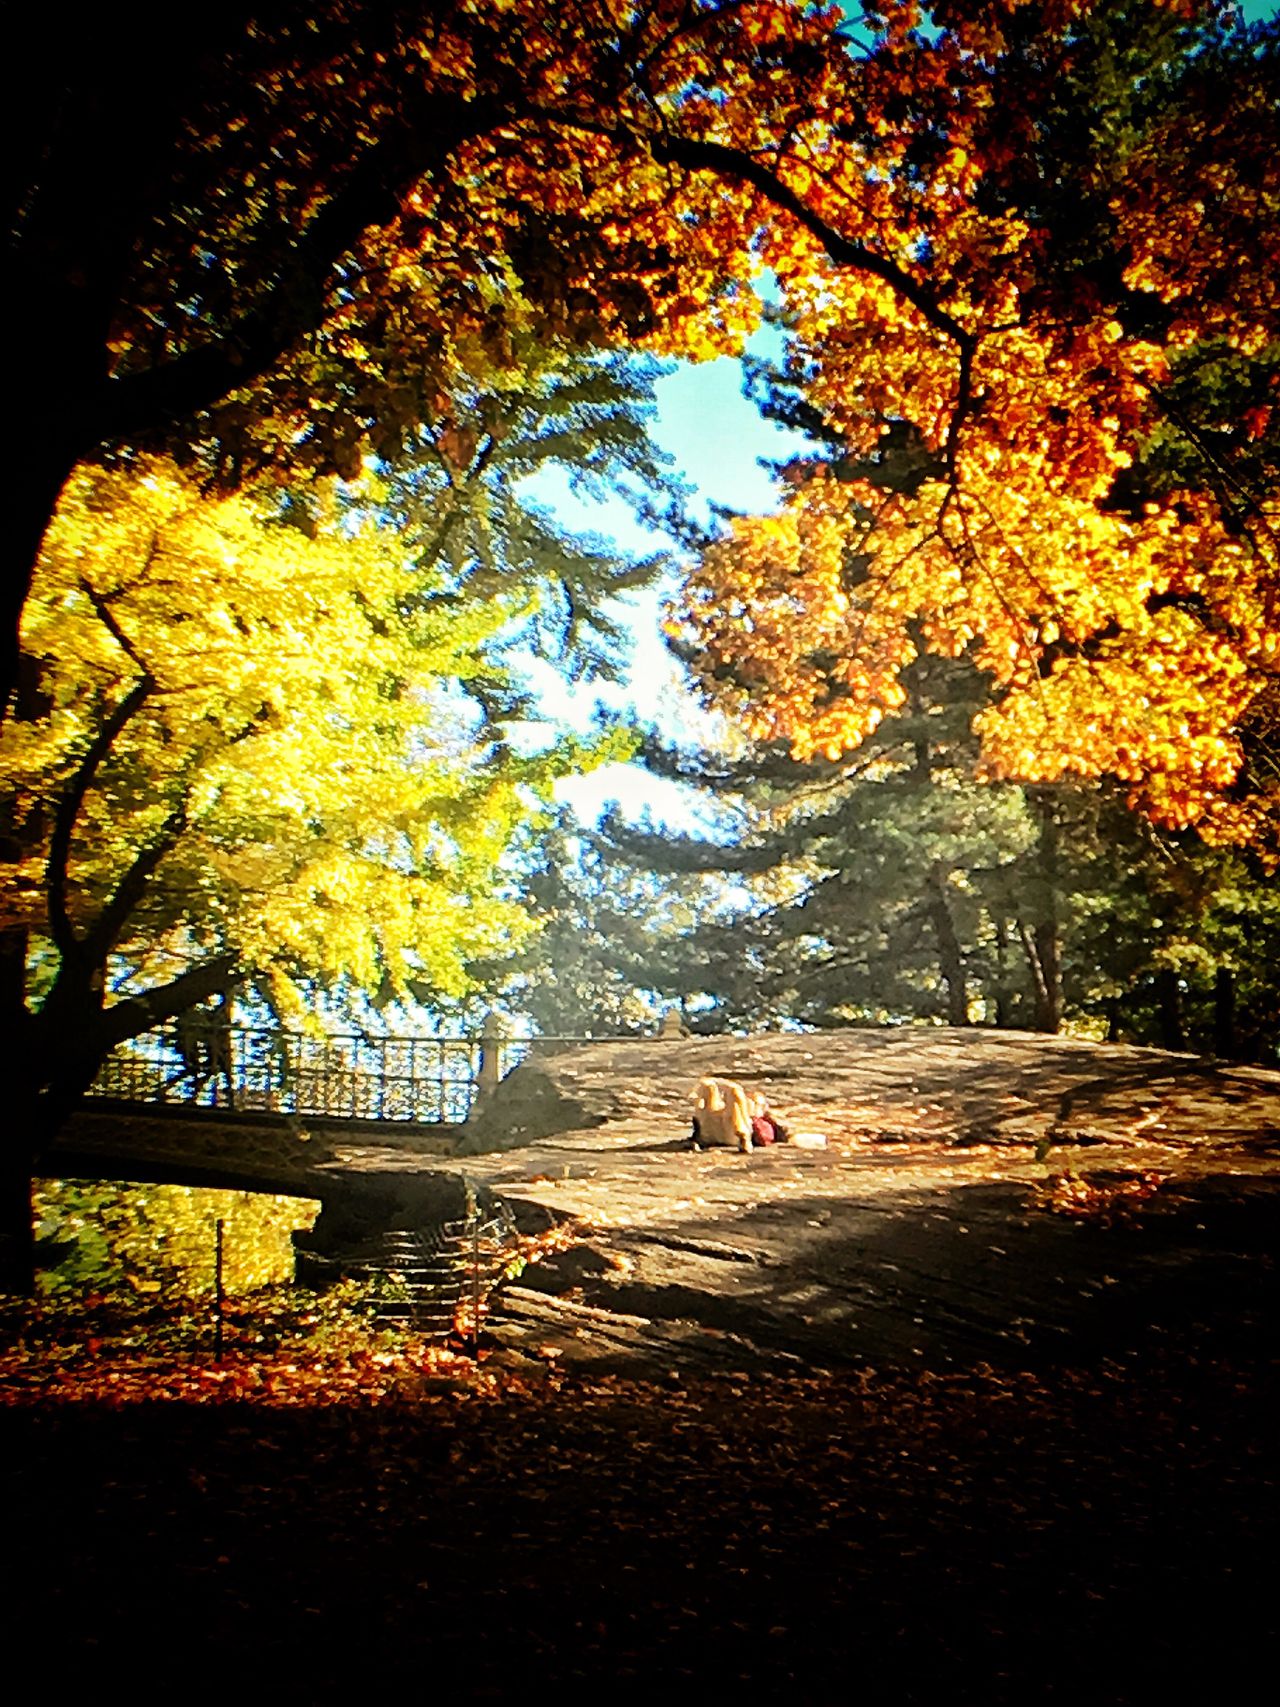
[
  {"x1": 24, "y1": 1029, "x2": 1280, "y2": 1697},
  {"x1": 53, "y1": 1028, "x2": 1280, "y2": 1376},
  {"x1": 446, "y1": 1029, "x2": 1280, "y2": 1375}
]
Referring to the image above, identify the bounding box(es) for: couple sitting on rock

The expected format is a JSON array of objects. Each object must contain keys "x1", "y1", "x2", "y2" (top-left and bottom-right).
[{"x1": 691, "y1": 1077, "x2": 792, "y2": 1154}]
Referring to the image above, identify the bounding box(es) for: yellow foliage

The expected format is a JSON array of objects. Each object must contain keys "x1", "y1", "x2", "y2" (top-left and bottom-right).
[
  {"x1": 4, "y1": 459, "x2": 545, "y2": 1005},
  {"x1": 35, "y1": 1180, "x2": 320, "y2": 1295}
]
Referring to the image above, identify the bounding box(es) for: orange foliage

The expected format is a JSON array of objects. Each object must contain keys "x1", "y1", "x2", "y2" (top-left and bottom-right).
[
  {"x1": 15, "y1": 3, "x2": 1279, "y2": 852},
  {"x1": 671, "y1": 0, "x2": 1280, "y2": 855}
]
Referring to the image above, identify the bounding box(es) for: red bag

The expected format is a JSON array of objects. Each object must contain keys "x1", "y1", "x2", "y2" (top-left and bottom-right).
[{"x1": 751, "y1": 1115, "x2": 777, "y2": 1146}]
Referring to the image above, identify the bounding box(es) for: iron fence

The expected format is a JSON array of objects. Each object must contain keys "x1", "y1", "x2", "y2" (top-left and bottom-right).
[
  {"x1": 90, "y1": 1023, "x2": 483, "y2": 1123},
  {"x1": 87, "y1": 1021, "x2": 661, "y2": 1126}
]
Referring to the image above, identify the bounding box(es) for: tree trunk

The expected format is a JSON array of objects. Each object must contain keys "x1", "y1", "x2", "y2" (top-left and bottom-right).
[
  {"x1": 2, "y1": 1014, "x2": 125, "y2": 1294},
  {"x1": 1, "y1": 438, "x2": 81, "y2": 713},
  {"x1": 0, "y1": 1131, "x2": 36, "y2": 1295},
  {"x1": 1013, "y1": 792, "x2": 1063, "y2": 1034},
  {"x1": 925, "y1": 870, "x2": 969, "y2": 1027},
  {"x1": 0, "y1": 920, "x2": 37, "y2": 1290},
  {"x1": 1213, "y1": 967, "x2": 1236, "y2": 1059},
  {"x1": 992, "y1": 915, "x2": 1013, "y2": 1028},
  {"x1": 1031, "y1": 922, "x2": 1061, "y2": 1033},
  {"x1": 1156, "y1": 968, "x2": 1187, "y2": 1052},
  {"x1": 1016, "y1": 918, "x2": 1060, "y2": 1034},
  {"x1": 0, "y1": 1031, "x2": 113, "y2": 1293}
]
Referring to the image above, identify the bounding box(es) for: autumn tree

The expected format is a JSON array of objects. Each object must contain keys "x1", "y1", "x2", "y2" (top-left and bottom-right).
[
  {"x1": 599, "y1": 663, "x2": 1057, "y2": 1031},
  {"x1": 375, "y1": 343, "x2": 687, "y2": 692},
  {"x1": 674, "y1": 1, "x2": 1280, "y2": 856},
  {"x1": 598, "y1": 700, "x2": 1280, "y2": 1050},
  {"x1": 0, "y1": 457, "x2": 632, "y2": 1289},
  {"x1": 25, "y1": 0, "x2": 1262, "y2": 759},
  {"x1": 6, "y1": 0, "x2": 831, "y2": 702}
]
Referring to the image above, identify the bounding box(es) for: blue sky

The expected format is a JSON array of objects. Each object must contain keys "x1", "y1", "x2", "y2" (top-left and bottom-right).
[{"x1": 528, "y1": 330, "x2": 809, "y2": 829}]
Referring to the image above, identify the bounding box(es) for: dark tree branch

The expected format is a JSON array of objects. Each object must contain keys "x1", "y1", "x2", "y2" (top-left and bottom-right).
[
  {"x1": 22, "y1": 953, "x2": 241, "y2": 1163},
  {"x1": 646, "y1": 134, "x2": 979, "y2": 476},
  {"x1": 46, "y1": 672, "x2": 154, "y2": 959},
  {"x1": 83, "y1": 796, "x2": 191, "y2": 965},
  {"x1": 648, "y1": 133, "x2": 976, "y2": 354},
  {"x1": 415, "y1": 430, "x2": 501, "y2": 567},
  {"x1": 89, "y1": 92, "x2": 504, "y2": 447},
  {"x1": 95, "y1": 953, "x2": 241, "y2": 1052},
  {"x1": 78, "y1": 571, "x2": 152, "y2": 672},
  {"x1": 597, "y1": 814, "x2": 781, "y2": 875}
]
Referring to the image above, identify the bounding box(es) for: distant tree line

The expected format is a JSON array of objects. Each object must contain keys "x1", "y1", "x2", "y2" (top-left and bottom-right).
[{"x1": 487, "y1": 658, "x2": 1280, "y2": 1063}]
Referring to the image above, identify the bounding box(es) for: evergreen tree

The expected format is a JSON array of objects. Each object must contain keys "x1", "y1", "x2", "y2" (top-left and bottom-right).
[
  {"x1": 602, "y1": 652, "x2": 1053, "y2": 1031},
  {"x1": 1061, "y1": 802, "x2": 1280, "y2": 1063},
  {"x1": 374, "y1": 343, "x2": 690, "y2": 696},
  {"x1": 600, "y1": 706, "x2": 1280, "y2": 1060},
  {"x1": 474, "y1": 807, "x2": 740, "y2": 1036}
]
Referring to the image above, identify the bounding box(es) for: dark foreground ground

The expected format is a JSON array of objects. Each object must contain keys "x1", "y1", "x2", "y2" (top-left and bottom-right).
[
  {"x1": 14, "y1": 1031, "x2": 1280, "y2": 1698},
  {"x1": 6, "y1": 1342, "x2": 1277, "y2": 1703}
]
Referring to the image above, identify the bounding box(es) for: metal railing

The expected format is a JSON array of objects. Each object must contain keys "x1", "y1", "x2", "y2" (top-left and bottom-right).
[
  {"x1": 90, "y1": 1023, "x2": 484, "y2": 1124},
  {"x1": 87, "y1": 1017, "x2": 675, "y2": 1126}
]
